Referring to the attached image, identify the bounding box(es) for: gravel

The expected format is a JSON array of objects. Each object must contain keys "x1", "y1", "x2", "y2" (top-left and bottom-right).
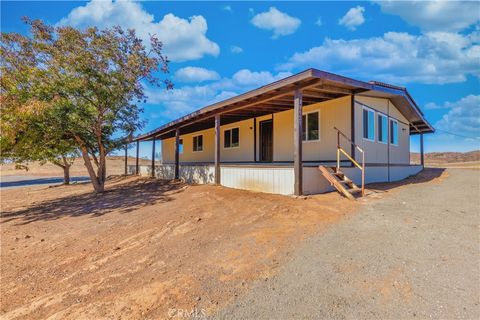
[{"x1": 215, "y1": 169, "x2": 480, "y2": 319}]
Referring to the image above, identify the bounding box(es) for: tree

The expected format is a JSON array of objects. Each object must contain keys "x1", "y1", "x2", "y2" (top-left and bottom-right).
[
  {"x1": 0, "y1": 96, "x2": 79, "y2": 184},
  {"x1": 0, "y1": 31, "x2": 78, "y2": 184},
  {"x1": 1, "y1": 18, "x2": 172, "y2": 192}
]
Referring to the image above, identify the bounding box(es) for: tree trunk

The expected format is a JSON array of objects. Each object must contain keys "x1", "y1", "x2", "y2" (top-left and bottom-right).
[
  {"x1": 63, "y1": 165, "x2": 70, "y2": 185},
  {"x1": 75, "y1": 135, "x2": 104, "y2": 193}
]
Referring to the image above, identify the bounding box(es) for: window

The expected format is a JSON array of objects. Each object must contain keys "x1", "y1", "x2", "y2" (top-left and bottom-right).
[
  {"x1": 302, "y1": 111, "x2": 320, "y2": 141},
  {"x1": 178, "y1": 139, "x2": 184, "y2": 154},
  {"x1": 377, "y1": 114, "x2": 388, "y2": 143},
  {"x1": 224, "y1": 127, "x2": 239, "y2": 148},
  {"x1": 363, "y1": 108, "x2": 375, "y2": 141},
  {"x1": 193, "y1": 135, "x2": 203, "y2": 152},
  {"x1": 390, "y1": 119, "x2": 399, "y2": 145}
]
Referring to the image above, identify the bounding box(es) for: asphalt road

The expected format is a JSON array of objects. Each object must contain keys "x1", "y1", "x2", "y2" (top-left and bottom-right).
[
  {"x1": 0, "y1": 175, "x2": 90, "y2": 189},
  {"x1": 215, "y1": 169, "x2": 480, "y2": 319}
]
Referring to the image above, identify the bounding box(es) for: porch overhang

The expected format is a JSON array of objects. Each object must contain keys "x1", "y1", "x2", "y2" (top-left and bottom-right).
[{"x1": 134, "y1": 68, "x2": 434, "y2": 142}]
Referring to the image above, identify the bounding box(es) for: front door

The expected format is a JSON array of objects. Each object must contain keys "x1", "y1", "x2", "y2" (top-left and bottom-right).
[{"x1": 260, "y1": 119, "x2": 273, "y2": 162}]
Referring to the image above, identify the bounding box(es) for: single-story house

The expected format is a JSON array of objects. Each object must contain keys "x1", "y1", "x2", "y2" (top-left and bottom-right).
[{"x1": 129, "y1": 69, "x2": 433, "y2": 198}]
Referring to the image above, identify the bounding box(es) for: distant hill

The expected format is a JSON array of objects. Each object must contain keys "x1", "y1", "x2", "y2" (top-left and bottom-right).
[
  {"x1": 411, "y1": 150, "x2": 480, "y2": 164},
  {"x1": 1, "y1": 156, "x2": 152, "y2": 177}
]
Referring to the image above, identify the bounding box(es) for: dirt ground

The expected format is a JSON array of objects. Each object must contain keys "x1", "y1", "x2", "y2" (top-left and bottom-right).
[
  {"x1": 217, "y1": 168, "x2": 480, "y2": 319},
  {"x1": 1, "y1": 174, "x2": 357, "y2": 319},
  {"x1": 1, "y1": 168, "x2": 475, "y2": 320}
]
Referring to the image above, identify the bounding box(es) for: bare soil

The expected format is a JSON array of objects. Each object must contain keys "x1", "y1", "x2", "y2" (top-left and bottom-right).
[
  {"x1": 1, "y1": 175, "x2": 356, "y2": 319},
  {"x1": 217, "y1": 168, "x2": 479, "y2": 319}
]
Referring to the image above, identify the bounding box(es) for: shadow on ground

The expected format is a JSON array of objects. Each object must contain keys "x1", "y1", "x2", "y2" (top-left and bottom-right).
[
  {"x1": 367, "y1": 167, "x2": 446, "y2": 193},
  {"x1": 1, "y1": 177, "x2": 186, "y2": 225}
]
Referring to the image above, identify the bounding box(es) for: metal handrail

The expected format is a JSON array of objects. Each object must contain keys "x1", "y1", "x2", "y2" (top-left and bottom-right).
[{"x1": 333, "y1": 126, "x2": 365, "y2": 196}]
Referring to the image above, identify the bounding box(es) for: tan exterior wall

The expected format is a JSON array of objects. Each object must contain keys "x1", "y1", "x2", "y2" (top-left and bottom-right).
[
  {"x1": 354, "y1": 96, "x2": 410, "y2": 165},
  {"x1": 271, "y1": 96, "x2": 351, "y2": 161},
  {"x1": 162, "y1": 118, "x2": 255, "y2": 163},
  {"x1": 161, "y1": 95, "x2": 409, "y2": 165}
]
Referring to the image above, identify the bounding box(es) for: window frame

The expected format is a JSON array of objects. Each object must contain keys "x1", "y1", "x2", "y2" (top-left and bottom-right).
[
  {"x1": 362, "y1": 106, "x2": 376, "y2": 142},
  {"x1": 390, "y1": 119, "x2": 399, "y2": 146},
  {"x1": 377, "y1": 113, "x2": 388, "y2": 144},
  {"x1": 302, "y1": 109, "x2": 321, "y2": 143},
  {"x1": 192, "y1": 134, "x2": 203, "y2": 152},
  {"x1": 223, "y1": 127, "x2": 240, "y2": 149}
]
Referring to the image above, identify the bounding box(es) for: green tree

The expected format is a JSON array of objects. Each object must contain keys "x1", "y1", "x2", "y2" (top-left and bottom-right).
[
  {"x1": 1, "y1": 18, "x2": 171, "y2": 192},
  {"x1": 0, "y1": 96, "x2": 79, "y2": 184}
]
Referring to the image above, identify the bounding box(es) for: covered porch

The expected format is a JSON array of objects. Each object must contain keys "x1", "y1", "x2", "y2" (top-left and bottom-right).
[{"x1": 129, "y1": 69, "x2": 433, "y2": 196}]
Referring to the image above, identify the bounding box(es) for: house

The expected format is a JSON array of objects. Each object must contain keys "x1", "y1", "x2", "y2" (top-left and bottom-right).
[{"x1": 129, "y1": 69, "x2": 433, "y2": 197}]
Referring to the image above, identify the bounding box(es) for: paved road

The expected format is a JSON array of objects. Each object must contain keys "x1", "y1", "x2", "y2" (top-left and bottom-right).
[
  {"x1": 0, "y1": 175, "x2": 90, "y2": 189},
  {"x1": 215, "y1": 169, "x2": 480, "y2": 319}
]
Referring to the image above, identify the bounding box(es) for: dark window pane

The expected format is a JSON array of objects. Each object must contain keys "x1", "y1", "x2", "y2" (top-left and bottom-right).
[
  {"x1": 363, "y1": 109, "x2": 368, "y2": 139},
  {"x1": 198, "y1": 135, "x2": 203, "y2": 151},
  {"x1": 224, "y1": 130, "x2": 231, "y2": 148},
  {"x1": 232, "y1": 128, "x2": 239, "y2": 147},
  {"x1": 308, "y1": 112, "x2": 319, "y2": 140},
  {"x1": 378, "y1": 115, "x2": 382, "y2": 141},
  {"x1": 302, "y1": 115, "x2": 306, "y2": 141},
  {"x1": 193, "y1": 136, "x2": 197, "y2": 151}
]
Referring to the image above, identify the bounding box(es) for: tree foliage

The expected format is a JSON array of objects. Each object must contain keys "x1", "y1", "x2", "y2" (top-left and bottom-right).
[{"x1": 1, "y1": 18, "x2": 171, "y2": 192}]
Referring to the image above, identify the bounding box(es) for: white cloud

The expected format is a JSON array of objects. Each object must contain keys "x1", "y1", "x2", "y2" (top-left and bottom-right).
[
  {"x1": 338, "y1": 6, "x2": 365, "y2": 31},
  {"x1": 376, "y1": 0, "x2": 480, "y2": 32},
  {"x1": 145, "y1": 69, "x2": 292, "y2": 120},
  {"x1": 250, "y1": 7, "x2": 301, "y2": 38},
  {"x1": 434, "y1": 95, "x2": 480, "y2": 139},
  {"x1": 231, "y1": 69, "x2": 292, "y2": 87},
  {"x1": 174, "y1": 67, "x2": 220, "y2": 83},
  {"x1": 315, "y1": 17, "x2": 323, "y2": 27},
  {"x1": 279, "y1": 30, "x2": 480, "y2": 85},
  {"x1": 223, "y1": 5, "x2": 232, "y2": 12},
  {"x1": 230, "y1": 45, "x2": 243, "y2": 53},
  {"x1": 57, "y1": 0, "x2": 219, "y2": 62}
]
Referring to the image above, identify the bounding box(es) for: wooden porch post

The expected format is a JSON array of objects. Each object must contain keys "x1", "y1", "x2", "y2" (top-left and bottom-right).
[
  {"x1": 174, "y1": 128, "x2": 180, "y2": 180},
  {"x1": 135, "y1": 140, "x2": 139, "y2": 175},
  {"x1": 151, "y1": 137, "x2": 156, "y2": 178},
  {"x1": 214, "y1": 114, "x2": 221, "y2": 184},
  {"x1": 253, "y1": 117, "x2": 257, "y2": 162},
  {"x1": 293, "y1": 89, "x2": 303, "y2": 196},
  {"x1": 420, "y1": 133, "x2": 424, "y2": 167},
  {"x1": 124, "y1": 144, "x2": 128, "y2": 175},
  {"x1": 351, "y1": 95, "x2": 356, "y2": 160}
]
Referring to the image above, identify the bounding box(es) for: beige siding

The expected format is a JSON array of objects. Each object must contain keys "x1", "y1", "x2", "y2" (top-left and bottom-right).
[
  {"x1": 354, "y1": 96, "x2": 410, "y2": 165},
  {"x1": 162, "y1": 118, "x2": 256, "y2": 163},
  {"x1": 162, "y1": 127, "x2": 215, "y2": 163},
  {"x1": 161, "y1": 95, "x2": 409, "y2": 165}
]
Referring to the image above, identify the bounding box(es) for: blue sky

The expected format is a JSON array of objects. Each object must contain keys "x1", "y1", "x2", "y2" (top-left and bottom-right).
[{"x1": 2, "y1": 0, "x2": 479, "y2": 158}]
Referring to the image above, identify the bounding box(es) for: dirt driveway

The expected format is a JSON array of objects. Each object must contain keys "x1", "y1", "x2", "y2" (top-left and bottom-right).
[
  {"x1": 216, "y1": 168, "x2": 480, "y2": 319},
  {"x1": 1, "y1": 175, "x2": 355, "y2": 319}
]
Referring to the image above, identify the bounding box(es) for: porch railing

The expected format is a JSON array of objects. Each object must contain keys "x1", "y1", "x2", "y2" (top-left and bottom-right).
[{"x1": 334, "y1": 126, "x2": 365, "y2": 196}]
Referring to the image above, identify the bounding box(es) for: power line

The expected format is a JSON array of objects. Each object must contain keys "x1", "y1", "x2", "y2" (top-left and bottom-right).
[{"x1": 433, "y1": 128, "x2": 480, "y2": 140}]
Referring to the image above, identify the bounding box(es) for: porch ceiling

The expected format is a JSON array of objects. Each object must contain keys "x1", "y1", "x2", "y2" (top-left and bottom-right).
[{"x1": 136, "y1": 69, "x2": 434, "y2": 141}]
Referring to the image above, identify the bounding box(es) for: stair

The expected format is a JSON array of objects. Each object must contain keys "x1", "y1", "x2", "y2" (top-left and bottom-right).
[{"x1": 319, "y1": 165, "x2": 362, "y2": 200}]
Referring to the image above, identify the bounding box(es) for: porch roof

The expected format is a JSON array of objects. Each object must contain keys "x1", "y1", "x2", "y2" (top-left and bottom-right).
[{"x1": 135, "y1": 68, "x2": 434, "y2": 141}]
